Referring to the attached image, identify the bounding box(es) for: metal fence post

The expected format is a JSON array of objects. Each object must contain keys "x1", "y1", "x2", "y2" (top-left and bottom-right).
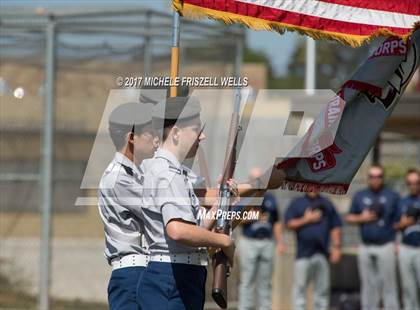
[
  {"x1": 39, "y1": 15, "x2": 56, "y2": 310},
  {"x1": 143, "y1": 10, "x2": 152, "y2": 76}
]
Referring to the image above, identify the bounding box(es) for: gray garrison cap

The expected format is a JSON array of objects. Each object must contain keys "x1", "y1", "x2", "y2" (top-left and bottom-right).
[
  {"x1": 139, "y1": 85, "x2": 167, "y2": 105},
  {"x1": 109, "y1": 102, "x2": 153, "y2": 127},
  {"x1": 139, "y1": 85, "x2": 190, "y2": 104},
  {"x1": 152, "y1": 96, "x2": 201, "y2": 127}
]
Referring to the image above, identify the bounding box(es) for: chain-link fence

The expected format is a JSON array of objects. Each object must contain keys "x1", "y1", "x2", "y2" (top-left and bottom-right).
[{"x1": 0, "y1": 5, "x2": 244, "y2": 309}]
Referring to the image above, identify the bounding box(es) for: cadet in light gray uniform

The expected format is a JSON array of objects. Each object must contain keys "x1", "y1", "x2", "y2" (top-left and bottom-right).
[
  {"x1": 98, "y1": 102, "x2": 157, "y2": 310},
  {"x1": 138, "y1": 96, "x2": 236, "y2": 310}
]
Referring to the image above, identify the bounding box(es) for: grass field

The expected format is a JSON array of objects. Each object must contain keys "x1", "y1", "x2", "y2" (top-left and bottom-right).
[{"x1": 0, "y1": 272, "x2": 107, "y2": 310}]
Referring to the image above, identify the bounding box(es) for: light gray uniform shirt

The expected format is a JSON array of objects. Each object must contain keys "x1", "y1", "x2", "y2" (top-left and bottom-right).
[
  {"x1": 98, "y1": 152, "x2": 148, "y2": 264},
  {"x1": 141, "y1": 148, "x2": 206, "y2": 255}
]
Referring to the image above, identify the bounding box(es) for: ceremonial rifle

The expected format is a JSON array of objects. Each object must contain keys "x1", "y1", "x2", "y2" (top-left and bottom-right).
[
  {"x1": 211, "y1": 92, "x2": 240, "y2": 308},
  {"x1": 212, "y1": 85, "x2": 257, "y2": 308}
]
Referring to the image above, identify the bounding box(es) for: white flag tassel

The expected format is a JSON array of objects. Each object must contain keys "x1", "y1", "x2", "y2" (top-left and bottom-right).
[{"x1": 277, "y1": 29, "x2": 420, "y2": 195}]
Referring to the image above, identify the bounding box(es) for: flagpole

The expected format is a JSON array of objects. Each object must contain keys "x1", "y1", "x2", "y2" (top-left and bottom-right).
[
  {"x1": 305, "y1": 37, "x2": 316, "y2": 95},
  {"x1": 170, "y1": 10, "x2": 181, "y2": 97}
]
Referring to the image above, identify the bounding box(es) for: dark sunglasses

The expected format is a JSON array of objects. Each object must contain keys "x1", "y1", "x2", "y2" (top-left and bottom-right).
[
  {"x1": 368, "y1": 174, "x2": 383, "y2": 179},
  {"x1": 406, "y1": 181, "x2": 420, "y2": 186}
]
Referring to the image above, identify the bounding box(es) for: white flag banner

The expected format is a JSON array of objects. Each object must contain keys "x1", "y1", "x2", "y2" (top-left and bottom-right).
[{"x1": 277, "y1": 29, "x2": 420, "y2": 195}]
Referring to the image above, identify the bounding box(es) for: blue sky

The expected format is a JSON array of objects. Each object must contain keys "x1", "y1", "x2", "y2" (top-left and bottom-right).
[{"x1": 1, "y1": 0, "x2": 299, "y2": 76}]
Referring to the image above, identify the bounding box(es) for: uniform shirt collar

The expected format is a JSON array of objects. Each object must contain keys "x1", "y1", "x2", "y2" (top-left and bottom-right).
[
  {"x1": 155, "y1": 148, "x2": 198, "y2": 180},
  {"x1": 155, "y1": 148, "x2": 182, "y2": 169},
  {"x1": 114, "y1": 152, "x2": 142, "y2": 177},
  {"x1": 368, "y1": 186, "x2": 385, "y2": 195},
  {"x1": 408, "y1": 193, "x2": 420, "y2": 199},
  {"x1": 304, "y1": 194, "x2": 322, "y2": 201}
]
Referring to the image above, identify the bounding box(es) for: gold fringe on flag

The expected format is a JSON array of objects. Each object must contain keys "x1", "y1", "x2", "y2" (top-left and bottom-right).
[{"x1": 173, "y1": 0, "x2": 420, "y2": 48}]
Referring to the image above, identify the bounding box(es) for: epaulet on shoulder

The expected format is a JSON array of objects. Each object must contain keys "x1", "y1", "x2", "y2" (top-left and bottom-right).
[
  {"x1": 100, "y1": 168, "x2": 128, "y2": 188},
  {"x1": 143, "y1": 158, "x2": 170, "y2": 177}
]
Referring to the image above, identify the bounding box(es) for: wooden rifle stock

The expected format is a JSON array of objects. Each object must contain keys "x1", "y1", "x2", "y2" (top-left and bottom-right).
[
  {"x1": 212, "y1": 249, "x2": 229, "y2": 308},
  {"x1": 211, "y1": 110, "x2": 239, "y2": 309},
  {"x1": 211, "y1": 87, "x2": 257, "y2": 308}
]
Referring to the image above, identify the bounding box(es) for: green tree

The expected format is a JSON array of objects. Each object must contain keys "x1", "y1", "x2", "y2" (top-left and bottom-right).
[
  {"x1": 243, "y1": 39, "x2": 372, "y2": 89},
  {"x1": 244, "y1": 47, "x2": 291, "y2": 89},
  {"x1": 285, "y1": 39, "x2": 371, "y2": 90}
]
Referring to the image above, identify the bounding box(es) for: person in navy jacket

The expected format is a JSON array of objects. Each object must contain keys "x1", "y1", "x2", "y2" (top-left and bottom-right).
[
  {"x1": 395, "y1": 168, "x2": 420, "y2": 310},
  {"x1": 346, "y1": 164, "x2": 400, "y2": 310},
  {"x1": 236, "y1": 168, "x2": 285, "y2": 310},
  {"x1": 285, "y1": 190, "x2": 342, "y2": 310}
]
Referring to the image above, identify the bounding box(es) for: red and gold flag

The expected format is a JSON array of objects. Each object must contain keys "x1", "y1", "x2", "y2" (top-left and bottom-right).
[{"x1": 173, "y1": 0, "x2": 420, "y2": 46}]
